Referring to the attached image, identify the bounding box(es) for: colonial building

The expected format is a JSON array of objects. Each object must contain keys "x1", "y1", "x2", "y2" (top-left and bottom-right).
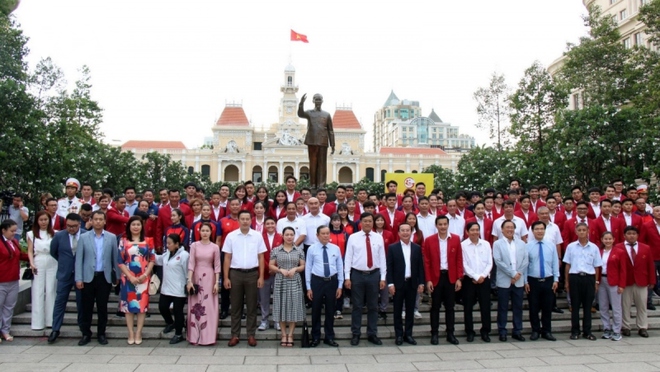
[{"x1": 122, "y1": 65, "x2": 468, "y2": 184}]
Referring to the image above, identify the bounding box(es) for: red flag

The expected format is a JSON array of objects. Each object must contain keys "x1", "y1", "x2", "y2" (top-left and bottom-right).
[{"x1": 290, "y1": 29, "x2": 309, "y2": 43}]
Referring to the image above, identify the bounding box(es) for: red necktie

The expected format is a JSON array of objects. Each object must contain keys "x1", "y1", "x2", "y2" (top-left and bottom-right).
[
  {"x1": 366, "y1": 233, "x2": 373, "y2": 268},
  {"x1": 629, "y1": 243, "x2": 637, "y2": 264}
]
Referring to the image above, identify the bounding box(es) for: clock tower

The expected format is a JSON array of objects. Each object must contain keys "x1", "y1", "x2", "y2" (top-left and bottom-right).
[{"x1": 279, "y1": 64, "x2": 300, "y2": 125}]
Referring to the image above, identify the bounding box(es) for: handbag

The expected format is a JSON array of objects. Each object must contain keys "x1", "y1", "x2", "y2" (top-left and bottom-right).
[
  {"x1": 300, "y1": 320, "x2": 310, "y2": 348},
  {"x1": 186, "y1": 284, "x2": 200, "y2": 296},
  {"x1": 148, "y1": 274, "x2": 161, "y2": 296},
  {"x1": 21, "y1": 268, "x2": 34, "y2": 280}
]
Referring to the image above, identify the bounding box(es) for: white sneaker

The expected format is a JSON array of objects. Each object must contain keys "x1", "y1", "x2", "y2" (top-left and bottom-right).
[
  {"x1": 343, "y1": 298, "x2": 350, "y2": 309},
  {"x1": 611, "y1": 332, "x2": 622, "y2": 341},
  {"x1": 257, "y1": 320, "x2": 268, "y2": 331},
  {"x1": 275, "y1": 322, "x2": 281, "y2": 331},
  {"x1": 414, "y1": 310, "x2": 422, "y2": 319},
  {"x1": 401, "y1": 311, "x2": 405, "y2": 319}
]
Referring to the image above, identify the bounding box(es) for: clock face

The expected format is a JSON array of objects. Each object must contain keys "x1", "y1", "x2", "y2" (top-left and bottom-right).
[{"x1": 286, "y1": 107, "x2": 293, "y2": 113}]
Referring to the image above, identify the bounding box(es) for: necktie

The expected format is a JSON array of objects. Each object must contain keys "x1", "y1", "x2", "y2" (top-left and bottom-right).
[
  {"x1": 488, "y1": 212, "x2": 492, "y2": 219},
  {"x1": 322, "y1": 245, "x2": 330, "y2": 277},
  {"x1": 581, "y1": 219, "x2": 586, "y2": 223},
  {"x1": 366, "y1": 233, "x2": 373, "y2": 268},
  {"x1": 539, "y1": 242, "x2": 545, "y2": 278},
  {"x1": 71, "y1": 235, "x2": 78, "y2": 255},
  {"x1": 629, "y1": 243, "x2": 636, "y2": 264}
]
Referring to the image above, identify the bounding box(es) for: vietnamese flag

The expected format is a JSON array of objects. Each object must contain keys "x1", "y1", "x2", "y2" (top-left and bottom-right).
[{"x1": 290, "y1": 29, "x2": 309, "y2": 43}]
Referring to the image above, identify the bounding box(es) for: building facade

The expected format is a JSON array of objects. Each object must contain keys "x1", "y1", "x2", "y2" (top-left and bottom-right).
[{"x1": 122, "y1": 65, "x2": 469, "y2": 185}]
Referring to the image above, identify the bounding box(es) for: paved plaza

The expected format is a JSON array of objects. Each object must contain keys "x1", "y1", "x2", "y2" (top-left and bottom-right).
[{"x1": 1, "y1": 331, "x2": 660, "y2": 372}]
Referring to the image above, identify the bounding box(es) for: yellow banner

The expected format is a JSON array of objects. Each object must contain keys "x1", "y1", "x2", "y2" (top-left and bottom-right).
[{"x1": 384, "y1": 173, "x2": 434, "y2": 195}]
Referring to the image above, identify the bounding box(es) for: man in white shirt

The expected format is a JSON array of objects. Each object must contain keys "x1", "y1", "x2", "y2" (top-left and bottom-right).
[
  {"x1": 416, "y1": 197, "x2": 436, "y2": 239},
  {"x1": 462, "y1": 222, "x2": 493, "y2": 343},
  {"x1": 344, "y1": 213, "x2": 387, "y2": 346},
  {"x1": 223, "y1": 211, "x2": 266, "y2": 347},
  {"x1": 446, "y1": 200, "x2": 466, "y2": 237},
  {"x1": 301, "y1": 198, "x2": 330, "y2": 247},
  {"x1": 492, "y1": 200, "x2": 528, "y2": 242},
  {"x1": 276, "y1": 202, "x2": 307, "y2": 246}
]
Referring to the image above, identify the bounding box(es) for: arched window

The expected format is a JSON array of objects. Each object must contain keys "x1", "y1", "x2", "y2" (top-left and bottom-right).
[
  {"x1": 252, "y1": 166, "x2": 263, "y2": 183},
  {"x1": 224, "y1": 165, "x2": 239, "y2": 182},
  {"x1": 338, "y1": 167, "x2": 353, "y2": 183},
  {"x1": 201, "y1": 165, "x2": 210, "y2": 177},
  {"x1": 187, "y1": 166, "x2": 194, "y2": 175},
  {"x1": 366, "y1": 167, "x2": 374, "y2": 182}
]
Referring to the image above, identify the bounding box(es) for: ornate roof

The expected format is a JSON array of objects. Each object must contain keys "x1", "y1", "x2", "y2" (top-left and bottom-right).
[
  {"x1": 121, "y1": 141, "x2": 187, "y2": 150},
  {"x1": 383, "y1": 90, "x2": 399, "y2": 107},
  {"x1": 428, "y1": 109, "x2": 443, "y2": 123},
  {"x1": 332, "y1": 109, "x2": 362, "y2": 130},
  {"x1": 216, "y1": 105, "x2": 249, "y2": 126}
]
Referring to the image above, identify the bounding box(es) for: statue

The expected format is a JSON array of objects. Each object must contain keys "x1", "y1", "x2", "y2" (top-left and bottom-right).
[{"x1": 298, "y1": 93, "x2": 335, "y2": 188}]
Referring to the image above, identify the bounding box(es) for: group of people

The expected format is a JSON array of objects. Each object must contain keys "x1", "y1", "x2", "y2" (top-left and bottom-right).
[{"x1": 0, "y1": 175, "x2": 658, "y2": 348}]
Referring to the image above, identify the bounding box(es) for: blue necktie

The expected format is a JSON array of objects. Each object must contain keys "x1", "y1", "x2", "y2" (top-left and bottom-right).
[
  {"x1": 539, "y1": 242, "x2": 545, "y2": 278},
  {"x1": 322, "y1": 245, "x2": 330, "y2": 277}
]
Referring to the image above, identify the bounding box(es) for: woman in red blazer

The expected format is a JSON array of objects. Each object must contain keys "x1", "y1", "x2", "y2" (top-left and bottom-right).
[
  {"x1": 373, "y1": 214, "x2": 395, "y2": 254},
  {"x1": 259, "y1": 217, "x2": 283, "y2": 331},
  {"x1": 138, "y1": 200, "x2": 157, "y2": 239},
  {"x1": 269, "y1": 191, "x2": 288, "y2": 220},
  {"x1": 404, "y1": 212, "x2": 425, "y2": 246},
  {"x1": 0, "y1": 219, "x2": 30, "y2": 341}
]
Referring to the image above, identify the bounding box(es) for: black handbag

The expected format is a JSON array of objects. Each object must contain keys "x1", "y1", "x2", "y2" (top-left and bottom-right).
[
  {"x1": 301, "y1": 320, "x2": 310, "y2": 348},
  {"x1": 21, "y1": 268, "x2": 34, "y2": 280},
  {"x1": 186, "y1": 284, "x2": 200, "y2": 296}
]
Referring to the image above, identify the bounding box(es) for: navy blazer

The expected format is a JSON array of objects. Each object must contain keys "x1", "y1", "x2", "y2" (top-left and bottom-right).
[
  {"x1": 386, "y1": 241, "x2": 425, "y2": 290},
  {"x1": 50, "y1": 229, "x2": 84, "y2": 282}
]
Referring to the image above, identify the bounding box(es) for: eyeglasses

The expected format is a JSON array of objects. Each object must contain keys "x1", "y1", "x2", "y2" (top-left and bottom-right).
[{"x1": 66, "y1": 224, "x2": 80, "y2": 229}]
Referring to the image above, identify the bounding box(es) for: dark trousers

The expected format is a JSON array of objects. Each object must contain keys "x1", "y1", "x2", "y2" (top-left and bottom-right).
[
  {"x1": 302, "y1": 245, "x2": 312, "y2": 307},
  {"x1": 80, "y1": 273, "x2": 112, "y2": 337},
  {"x1": 648, "y1": 261, "x2": 660, "y2": 306},
  {"x1": 497, "y1": 284, "x2": 523, "y2": 336},
  {"x1": 311, "y1": 275, "x2": 337, "y2": 341},
  {"x1": 528, "y1": 277, "x2": 554, "y2": 334},
  {"x1": 392, "y1": 279, "x2": 417, "y2": 338},
  {"x1": 462, "y1": 276, "x2": 491, "y2": 335},
  {"x1": 229, "y1": 269, "x2": 259, "y2": 337},
  {"x1": 430, "y1": 271, "x2": 456, "y2": 334},
  {"x1": 220, "y1": 252, "x2": 231, "y2": 313},
  {"x1": 159, "y1": 294, "x2": 186, "y2": 336},
  {"x1": 52, "y1": 276, "x2": 81, "y2": 332},
  {"x1": 350, "y1": 269, "x2": 380, "y2": 336},
  {"x1": 569, "y1": 274, "x2": 596, "y2": 335}
]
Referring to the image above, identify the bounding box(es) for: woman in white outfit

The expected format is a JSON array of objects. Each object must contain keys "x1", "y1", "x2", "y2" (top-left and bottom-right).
[{"x1": 27, "y1": 211, "x2": 57, "y2": 330}]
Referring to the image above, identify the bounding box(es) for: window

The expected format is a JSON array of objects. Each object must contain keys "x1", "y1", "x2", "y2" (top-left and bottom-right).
[
  {"x1": 610, "y1": 0, "x2": 617, "y2": 4},
  {"x1": 287, "y1": 76, "x2": 292, "y2": 86},
  {"x1": 572, "y1": 93, "x2": 580, "y2": 109},
  {"x1": 187, "y1": 166, "x2": 194, "y2": 175},
  {"x1": 623, "y1": 38, "x2": 631, "y2": 49},
  {"x1": 366, "y1": 167, "x2": 374, "y2": 182},
  {"x1": 253, "y1": 142, "x2": 262, "y2": 151},
  {"x1": 201, "y1": 165, "x2": 210, "y2": 177},
  {"x1": 634, "y1": 33, "x2": 643, "y2": 46},
  {"x1": 620, "y1": 9, "x2": 627, "y2": 20},
  {"x1": 252, "y1": 172, "x2": 262, "y2": 183}
]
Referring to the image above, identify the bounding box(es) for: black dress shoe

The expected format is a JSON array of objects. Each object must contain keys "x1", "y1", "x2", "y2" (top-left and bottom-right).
[
  {"x1": 530, "y1": 331, "x2": 540, "y2": 341},
  {"x1": 431, "y1": 333, "x2": 439, "y2": 345},
  {"x1": 511, "y1": 333, "x2": 525, "y2": 342},
  {"x1": 395, "y1": 336, "x2": 403, "y2": 345},
  {"x1": 639, "y1": 329, "x2": 649, "y2": 338},
  {"x1": 241, "y1": 313, "x2": 246, "y2": 320},
  {"x1": 446, "y1": 333, "x2": 459, "y2": 345},
  {"x1": 163, "y1": 324, "x2": 175, "y2": 334},
  {"x1": 220, "y1": 311, "x2": 229, "y2": 320},
  {"x1": 466, "y1": 332, "x2": 475, "y2": 343},
  {"x1": 499, "y1": 334, "x2": 507, "y2": 342},
  {"x1": 98, "y1": 334, "x2": 108, "y2": 345},
  {"x1": 78, "y1": 335, "x2": 91, "y2": 346},
  {"x1": 367, "y1": 335, "x2": 382, "y2": 345},
  {"x1": 350, "y1": 335, "x2": 360, "y2": 346},
  {"x1": 621, "y1": 328, "x2": 631, "y2": 336},
  {"x1": 169, "y1": 334, "x2": 184, "y2": 344},
  {"x1": 403, "y1": 336, "x2": 417, "y2": 345},
  {"x1": 542, "y1": 333, "x2": 556, "y2": 341},
  {"x1": 552, "y1": 307, "x2": 564, "y2": 314},
  {"x1": 647, "y1": 304, "x2": 656, "y2": 311},
  {"x1": 378, "y1": 311, "x2": 388, "y2": 320},
  {"x1": 310, "y1": 339, "x2": 320, "y2": 347},
  {"x1": 570, "y1": 333, "x2": 579, "y2": 340},
  {"x1": 47, "y1": 331, "x2": 60, "y2": 344},
  {"x1": 323, "y1": 339, "x2": 339, "y2": 347},
  {"x1": 481, "y1": 333, "x2": 491, "y2": 343}
]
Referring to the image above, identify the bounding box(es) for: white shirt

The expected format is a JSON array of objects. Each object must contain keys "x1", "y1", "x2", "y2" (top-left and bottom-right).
[
  {"x1": 565, "y1": 211, "x2": 574, "y2": 220},
  {"x1": 344, "y1": 230, "x2": 387, "y2": 280},
  {"x1": 507, "y1": 239, "x2": 517, "y2": 268},
  {"x1": 276, "y1": 217, "x2": 307, "y2": 241},
  {"x1": 625, "y1": 242, "x2": 638, "y2": 264},
  {"x1": 601, "y1": 249, "x2": 611, "y2": 275},
  {"x1": 286, "y1": 191, "x2": 297, "y2": 202},
  {"x1": 590, "y1": 203, "x2": 601, "y2": 218},
  {"x1": 447, "y1": 214, "x2": 465, "y2": 237},
  {"x1": 222, "y1": 228, "x2": 267, "y2": 269},
  {"x1": 401, "y1": 241, "x2": 412, "y2": 278},
  {"x1": 57, "y1": 197, "x2": 83, "y2": 218},
  {"x1": 416, "y1": 213, "x2": 437, "y2": 239},
  {"x1": 623, "y1": 213, "x2": 633, "y2": 226},
  {"x1": 542, "y1": 221, "x2": 563, "y2": 247},
  {"x1": 438, "y1": 235, "x2": 449, "y2": 270},
  {"x1": 492, "y1": 216, "x2": 528, "y2": 240},
  {"x1": 301, "y1": 212, "x2": 330, "y2": 245},
  {"x1": 601, "y1": 215, "x2": 612, "y2": 232},
  {"x1": 212, "y1": 206, "x2": 223, "y2": 220},
  {"x1": 387, "y1": 209, "x2": 396, "y2": 228},
  {"x1": 155, "y1": 248, "x2": 190, "y2": 297},
  {"x1": 461, "y1": 238, "x2": 493, "y2": 281},
  {"x1": 474, "y1": 217, "x2": 486, "y2": 240}
]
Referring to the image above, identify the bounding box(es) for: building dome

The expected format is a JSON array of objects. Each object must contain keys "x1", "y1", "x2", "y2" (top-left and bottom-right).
[{"x1": 285, "y1": 64, "x2": 295, "y2": 72}]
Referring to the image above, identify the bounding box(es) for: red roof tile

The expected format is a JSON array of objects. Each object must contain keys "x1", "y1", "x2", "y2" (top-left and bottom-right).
[
  {"x1": 216, "y1": 106, "x2": 249, "y2": 126},
  {"x1": 121, "y1": 141, "x2": 187, "y2": 150},
  {"x1": 380, "y1": 147, "x2": 448, "y2": 156},
  {"x1": 332, "y1": 109, "x2": 362, "y2": 129}
]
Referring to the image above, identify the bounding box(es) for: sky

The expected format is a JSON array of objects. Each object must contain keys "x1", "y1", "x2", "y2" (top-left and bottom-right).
[{"x1": 13, "y1": 0, "x2": 589, "y2": 150}]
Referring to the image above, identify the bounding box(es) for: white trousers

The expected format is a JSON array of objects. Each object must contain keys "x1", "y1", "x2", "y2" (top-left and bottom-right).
[
  {"x1": 30, "y1": 254, "x2": 58, "y2": 330},
  {"x1": 622, "y1": 284, "x2": 648, "y2": 330},
  {"x1": 598, "y1": 277, "x2": 622, "y2": 333}
]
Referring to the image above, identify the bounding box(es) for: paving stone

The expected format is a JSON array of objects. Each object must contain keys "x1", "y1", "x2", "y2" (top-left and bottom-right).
[
  {"x1": 133, "y1": 366, "x2": 208, "y2": 372},
  {"x1": 538, "y1": 354, "x2": 609, "y2": 365},
  {"x1": 245, "y1": 356, "x2": 310, "y2": 365},
  {"x1": 108, "y1": 355, "x2": 179, "y2": 364},
  {"x1": 0, "y1": 363, "x2": 68, "y2": 372},
  {"x1": 40, "y1": 354, "x2": 114, "y2": 364},
  {"x1": 597, "y1": 352, "x2": 660, "y2": 363},
  {"x1": 583, "y1": 362, "x2": 660, "y2": 372},
  {"x1": 414, "y1": 360, "x2": 485, "y2": 371},
  {"x1": 496, "y1": 348, "x2": 562, "y2": 358},
  {"x1": 477, "y1": 357, "x2": 548, "y2": 369},
  {"x1": 312, "y1": 355, "x2": 375, "y2": 364},
  {"x1": 176, "y1": 355, "x2": 245, "y2": 364},
  {"x1": 278, "y1": 365, "x2": 348, "y2": 372},
  {"x1": 0, "y1": 353, "x2": 48, "y2": 363},
  {"x1": 348, "y1": 362, "x2": 419, "y2": 372},
  {"x1": 438, "y1": 351, "x2": 502, "y2": 361},
  {"x1": 24, "y1": 346, "x2": 93, "y2": 354},
  {"x1": 375, "y1": 353, "x2": 440, "y2": 363},
  {"x1": 61, "y1": 364, "x2": 139, "y2": 372}
]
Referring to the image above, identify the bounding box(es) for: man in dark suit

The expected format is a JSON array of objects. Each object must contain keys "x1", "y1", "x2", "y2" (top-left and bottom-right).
[
  {"x1": 75, "y1": 210, "x2": 119, "y2": 346},
  {"x1": 48, "y1": 213, "x2": 84, "y2": 344},
  {"x1": 387, "y1": 223, "x2": 425, "y2": 345}
]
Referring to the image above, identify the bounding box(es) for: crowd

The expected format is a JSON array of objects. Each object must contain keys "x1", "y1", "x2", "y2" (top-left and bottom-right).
[{"x1": 0, "y1": 175, "x2": 658, "y2": 347}]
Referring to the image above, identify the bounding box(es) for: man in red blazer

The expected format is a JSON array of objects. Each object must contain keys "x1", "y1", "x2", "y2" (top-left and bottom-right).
[
  {"x1": 464, "y1": 202, "x2": 493, "y2": 246},
  {"x1": 613, "y1": 226, "x2": 656, "y2": 337},
  {"x1": 639, "y1": 206, "x2": 660, "y2": 301},
  {"x1": 528, "y1": 185, "x2": 546, "y2": 213},
  {"x1": 592, "y1": 199, "x2": 626, "y2": 244},
  {"x1": 562, "y1": 201, "x2": 596, "y2": 252},
  {"x1": 619, "y1": 199, "x2": 643, "y2": 231},
  {"x1": 514, "y1": 195, "x2": 538, "y2": 229},
  {"x1": 155, "y1": 189, "x2": 192, "y2": 250},
  {"x1": 422, "y1": 215, "x2": 463, "y2": 345},
  {"x1": 586, "y1": 187, "x2": 603, "y2": 219},
  {"x1": 382, "y1": 193, "x2": 406, "y2": 240},
  {"x1": 545, "y1": 197, "x2": 566, "y2": 234},
  {"x1": 105, "y1": 196, "x2": 129, "y2": 237},
  {"x1": 316, "y1": 189, "x2": 336, "y2": 216}
]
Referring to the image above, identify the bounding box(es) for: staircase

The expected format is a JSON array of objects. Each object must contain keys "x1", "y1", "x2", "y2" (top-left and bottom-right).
[{"x1": 11, "y1": 291, "x2": 660, "y2": 340}]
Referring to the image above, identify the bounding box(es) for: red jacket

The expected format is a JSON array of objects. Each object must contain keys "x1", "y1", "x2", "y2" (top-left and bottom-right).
[
  {"x1": 329, "y1": 229, "x2": 349, "y2": 257},
  {"x1": 601, "y1": 247, "x2": 627, "y2": 289},
  {"x1": 592, "y1": 216, "x2": 626, "y2": 245},
  {"x1": 640, "y1": 220, "x2": 660, "y2": 261},
  {"x1": 613, "y1": 242, "x2": 656, "y2": 287},
  {"x1": 618, "y1": 213, "x2": 643, "y2": 231},
  {"x1": 529, "y1": 199, "x2": 546, "y2": 214},
  {"x1": 457, "y1": 208, "x2": 474, "y2": 220},
  {"x1": 514, "y1": 210, "x2": 538, "y2": 229},
  {"x1": 549, "y1": 211, "x2": 567, "y2": 234},
  {"x1": 106, "y1": 208, "x2": 129, "y2": 237},
  {"x1": 0, "y1": 238, "x2": 29, "y2": 283},
  {"x1": 376, "y1": 229, "x2": 395, "y2": 255},
  {"x1": 210, "y1": 205, "x2": 227, "y2": 222},
  {"x1": 321, "y1": 203, "x2": 336, "y2": 217},
  {"x1": 562, "y1": 217, "x2": 597, "y2": 252},
  {"x1": 464, "y1": 217, "x2": 494, "y2": 246},
  {"x1": 156, "y1": 203, "x2": 193, "y2": 248},
  {"x1": 262, "y1": 232, "x2": 283, "y2": 280},
  {"x1": 268, "y1": 205, "x2": 287, "y2": 220},
  {"x1": 422, "y1": 233, "x2": 464, "y2": 285},
  {"x1": 380, "y1": 210, "x2": 406, "y2": 240}
]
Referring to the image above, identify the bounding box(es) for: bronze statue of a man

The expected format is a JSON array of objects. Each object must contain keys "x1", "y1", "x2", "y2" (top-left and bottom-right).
[{"x1": 298, "y1": 93, "x2": 335, "y2": 189}]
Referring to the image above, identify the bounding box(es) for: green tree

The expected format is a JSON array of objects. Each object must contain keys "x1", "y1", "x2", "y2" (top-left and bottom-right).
[
  {"x1": 421, "y1": 165, "x2": 456, "y2": 196},
  {"x1": 454, "y1": 145, "x2": 524, "y2": 192},
  {"x1": 473, "y1": 72, "x2": 511, "y2": 149}
]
